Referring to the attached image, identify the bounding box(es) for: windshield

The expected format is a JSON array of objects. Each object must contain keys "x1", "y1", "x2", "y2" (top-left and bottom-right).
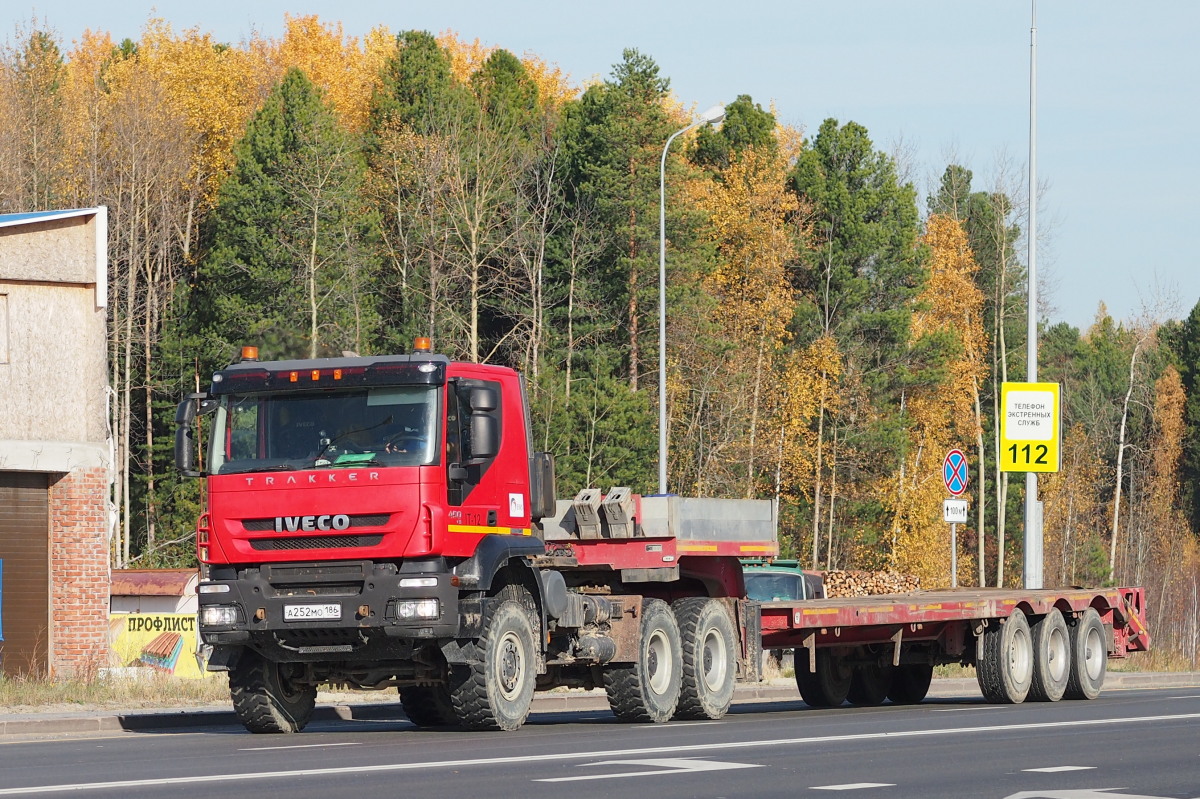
[
  {"x1": 744, "y1": 572, "x2": 805, "y2": 602},
  {"x1": 207, "y1": 386, "x2": 438, "y2": 474}
]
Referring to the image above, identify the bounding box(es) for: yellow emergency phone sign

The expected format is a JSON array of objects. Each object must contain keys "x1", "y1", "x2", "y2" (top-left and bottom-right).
[{"x1": 999, "y1": 382, "x2": 1061, "y2": 473}]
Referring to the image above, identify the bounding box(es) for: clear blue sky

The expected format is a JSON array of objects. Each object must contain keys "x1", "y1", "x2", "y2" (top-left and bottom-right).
[{"x1": 11, "y1": 1, "x2": 1199, "y2": 331}]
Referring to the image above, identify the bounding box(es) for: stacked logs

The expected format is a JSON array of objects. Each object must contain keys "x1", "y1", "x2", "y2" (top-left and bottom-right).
[{"x1": 823, "y1": 569, "x2": 921, "y2": 598}]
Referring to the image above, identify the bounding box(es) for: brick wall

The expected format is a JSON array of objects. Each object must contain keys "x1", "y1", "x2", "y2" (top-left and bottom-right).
[{"x1": 48, "y1": 467, "x2": 110, "y2": 677}]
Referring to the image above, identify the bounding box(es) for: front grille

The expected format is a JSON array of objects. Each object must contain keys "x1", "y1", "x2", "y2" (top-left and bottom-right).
[
  {"x1": 242, "y1": 514, "x2": 390, "y2": 532},
  {"x1": 250, "y1": 535, "x2": 384, "y2": 551}
]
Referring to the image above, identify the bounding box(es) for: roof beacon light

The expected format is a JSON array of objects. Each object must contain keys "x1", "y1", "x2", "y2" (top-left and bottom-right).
[
  {"x1": 240, "y1": 346, "x2": 259, "y2": 362},
  {"x1": 414, "y1": 336, "x2": 432, "y2": 353}
]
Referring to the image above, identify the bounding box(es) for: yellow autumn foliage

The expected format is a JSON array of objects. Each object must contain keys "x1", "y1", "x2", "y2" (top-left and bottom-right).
[{"x1": 888, "y1": 214, "x2": 987, "y2": 587}]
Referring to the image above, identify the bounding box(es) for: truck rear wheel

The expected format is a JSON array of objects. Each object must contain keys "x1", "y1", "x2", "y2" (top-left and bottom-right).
[
  {"x1": 400, "y1": 685, "x2": 456, "y2": 727},
  {"x1": 1029, "y1": 609, "x2": 1070, "y2": 702},
  {"x1": 794, "y1": 649, "x2": 851, "y2": 708},
  {"x1": 673, "y1": 597, "x2": 737, "y2": 720},
  {"x1": 847, "y1": 662, "x2": 891, "y2": 706},
  {"x1": 604, "y1": 598, "x2": 682, "y2": 723},
  {"x1": 229, "y1": 650, "x2": 316, "y2": 734},
  {"x1": 976, "y1": 611, "x2": 1033, "y2": 703},
  {"x1": 450, "y1": 585, "x2": 538, "y2": 731},
  {"x1": 1064, "y1": 607, "x2": 1106, "y2": 700},
  {"x1": 886, "y1": 664, "x2": 933, "y2": 704}
]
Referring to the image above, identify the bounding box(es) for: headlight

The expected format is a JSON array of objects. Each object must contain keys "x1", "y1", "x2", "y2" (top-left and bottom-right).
[
  {"x1": 399, "y1": 577, "x2": 438, "y2": 588},
  {"x1": 200, "y1": 605, "x2": 241, "y2": 626},
  {"x1": 393, "y1": 599, "x2": 440, "y2": 620},
  {"x1": 198, "y1": 583, "x2": 231, "y2": 594}
]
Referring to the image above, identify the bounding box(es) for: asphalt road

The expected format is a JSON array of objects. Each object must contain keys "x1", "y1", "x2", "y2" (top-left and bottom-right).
[{"x1": 1, "y1": 684, "x2": 1198, "y2": 798}]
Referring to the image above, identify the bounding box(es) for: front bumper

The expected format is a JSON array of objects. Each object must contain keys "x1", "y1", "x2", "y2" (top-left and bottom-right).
[{"x1": 198, "y1": 560, "x2": 460, "y2": 660}]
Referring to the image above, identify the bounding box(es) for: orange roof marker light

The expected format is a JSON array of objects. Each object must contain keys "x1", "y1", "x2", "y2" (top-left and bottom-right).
[
  {"x1": 414, "y1": 337, "x2": 432, "y2": 353},
  {"x1": 240, "y1": 346, "x2": 259, "y2": 361}
]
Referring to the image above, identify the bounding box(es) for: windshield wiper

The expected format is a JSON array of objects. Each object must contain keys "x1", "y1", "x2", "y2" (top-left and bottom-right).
[{"x1": 220, "y1": 462, "x2": 299, "y2": 475}]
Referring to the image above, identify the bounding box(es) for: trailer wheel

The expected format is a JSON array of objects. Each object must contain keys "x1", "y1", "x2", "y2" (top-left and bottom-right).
[
  {"x1": 673, "y1": 597, "x2": 737, "y2": 720},
  {"x1": 604, "y1": 598, "x2": 682, "y2": 723},
  {"x1": 886, "y1": 664, "x2": 933, "y2": 704},
  {"x1": 1064, "y1": 607, "x2": 1106, "y2": 700},
  {"x1": 794, "y1": 649, "x2": 852, "y2": 708},
  {"x1": 229, "y1": 649, "x2": 316, "y2": 734},
  {"x1": 1029, "y1": 609, "x2": 1070, "y2": 702},
  {"x1": 450, "y1": 585, "x2": 538, "y2": 731},
  {"x1": 399, "y1": 685, "x2": 456, "y2": 727},
  {"x1": 976, "y1": 611, "x2": 1033, "y2": 703},
  {"x1": 847, "y1": 662, "x2": 891, "y2": 706}
]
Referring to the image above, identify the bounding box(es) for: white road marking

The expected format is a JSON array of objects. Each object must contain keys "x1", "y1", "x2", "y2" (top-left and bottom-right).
[
  {"x1": 1003, "y1": 789, "x2": 1178, "y2": 799},
  {"x1": 535, "y1": 757, "x2": 761, "y2": 782},
  {"x1": 1023, "y1": 766, "x2": 1097, "y2": 773},
  {"x1": 811, "y1": 783, "x2": 894, "y2": 791},
  {"x1": 2, "y1": 711, "x2": 1198, "y2": 795},
  {"x1": 238, "y1": 742, "x2": 361, "y2": 751}
]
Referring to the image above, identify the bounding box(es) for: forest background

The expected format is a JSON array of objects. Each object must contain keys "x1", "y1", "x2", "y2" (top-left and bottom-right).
[{"x1": 1, "y1": 16, "x2": 1197, "y2": 665}]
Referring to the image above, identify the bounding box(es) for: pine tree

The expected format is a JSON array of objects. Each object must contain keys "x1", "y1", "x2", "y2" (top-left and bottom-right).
[{"x1": 191, "y1": 67, "x2": 378, "y2": 369}]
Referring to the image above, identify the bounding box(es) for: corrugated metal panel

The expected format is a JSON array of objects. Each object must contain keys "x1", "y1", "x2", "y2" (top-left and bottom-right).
[
  {"x1": 0, "y1": 472, "x2": 49, "y2": 675},
  {"x1": 110, "y1": 570, "x2": 195, "y2": 598}
]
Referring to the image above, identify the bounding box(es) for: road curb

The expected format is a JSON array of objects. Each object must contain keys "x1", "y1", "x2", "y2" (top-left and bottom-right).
[{"x1": 2, "y1": 672, "x2": 1197, "y2": 738}]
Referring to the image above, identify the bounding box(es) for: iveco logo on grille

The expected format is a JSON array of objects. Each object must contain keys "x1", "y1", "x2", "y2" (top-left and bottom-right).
[{"x1": 274, "y1": 515, "x2": 352, "y2": 533}]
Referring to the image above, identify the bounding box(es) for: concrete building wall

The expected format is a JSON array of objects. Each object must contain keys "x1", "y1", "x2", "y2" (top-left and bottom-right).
[{"x1": 0, "y1": 208, "x2": 111, "y2": 678}]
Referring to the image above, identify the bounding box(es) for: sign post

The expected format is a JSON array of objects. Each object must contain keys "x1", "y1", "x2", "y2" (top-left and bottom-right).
[
  {"x1": 1000, "y1": 382, "x2": 1061, "y2": 590},
  {"x1": 942, "y1": 450, "x2": 969, "y2": 589}
]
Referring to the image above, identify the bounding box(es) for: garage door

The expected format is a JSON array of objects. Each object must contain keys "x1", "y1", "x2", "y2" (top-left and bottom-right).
[{"x1": 0, "y1": 472, "x2": 49, "y2": 675}]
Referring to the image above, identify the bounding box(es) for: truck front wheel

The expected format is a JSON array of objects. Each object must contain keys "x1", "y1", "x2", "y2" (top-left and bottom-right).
[
  {"x1": 450, "y1": 585, "x2": 538, "y2": 731},
  {"x1": 673, "y1": 597, "x2": 737, "y2": 720},
  {"x1": 886, "y1": 663, "x2": 933, "y2": 704},
  {"x1": 229, "y1": 650, "x2": 317, "y2": 734},
  {"x1": 847, "y1": 662, "x2": 891, "y2": 706},
  {"x1": 976, "y1": 611, "x2": 1033, "y2": 703},
  {"x1": 794, "y1": 649, "x2": 851, "y2": 708},
  {"x1": 604, "y1": 598, "x2": 682, "y2": 723},
  {"x1": 400, "y1": 685, "x2": 456, "y2": 727}
]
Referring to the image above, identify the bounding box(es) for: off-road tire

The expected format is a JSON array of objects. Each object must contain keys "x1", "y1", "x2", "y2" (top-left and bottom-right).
[
  {"x1": 886, "y1": 663, "x2": 933, "y2": 704},
  {"x1": 673, "y1": 597, "x2": 737, "y2": 720},
  {"x1": 1029, "y1": 609, "x2": 1070, "y2": 702},
  {"x1": 1064, "y1": 607, "x2": 1106, "y2": 700},
  {"x1": 400, "y1": 684, "x2": 457, "y2": 727},
  {"x1": 449, "y1": 585, "x2": 538, "y2": 731},
  {"x1": 846, "y1": 662, "x2": 891, "y2": 706},
  {"x1": 604, "y1": 598, "x2": 682, "y2": 723},
  {"x1": 976, "y1": 611, "x2": 1033, "y2": 703},
  {"x1": 794, "y1": 649, "x2": 852, "y2": 708},
  {"x1": 229, "y1": 649, "x2": 317, "y2": 734}
]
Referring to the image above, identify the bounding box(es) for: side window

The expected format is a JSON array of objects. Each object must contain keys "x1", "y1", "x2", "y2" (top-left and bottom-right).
[
  {"x1": 446, "y1": 378, "x2": 501, "y2": 507},
  {"x1": 227, "y1": 398, "x2": 260, "y2": 460}
]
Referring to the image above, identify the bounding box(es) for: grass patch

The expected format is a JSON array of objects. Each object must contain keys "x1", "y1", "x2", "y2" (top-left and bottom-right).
[{"x1": 0, "y1": 671, "x2": 231, "y2": 713}]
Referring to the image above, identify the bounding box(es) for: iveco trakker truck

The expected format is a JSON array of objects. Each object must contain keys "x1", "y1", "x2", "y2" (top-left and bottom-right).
[{"x1": 176, "y1": 340, "x2": 1150, "y2": 733}]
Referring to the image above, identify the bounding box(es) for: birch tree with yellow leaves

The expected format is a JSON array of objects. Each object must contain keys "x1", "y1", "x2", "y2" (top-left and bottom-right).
[{"x1": 888, "y1": 214, "x2": 987, "y2": 587}]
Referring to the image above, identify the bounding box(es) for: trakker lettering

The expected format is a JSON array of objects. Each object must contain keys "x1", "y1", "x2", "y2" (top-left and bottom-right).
[
  {"x1": 274, "y1": 514, "x2": 352, "y2": 533},
  {"x1": 243, "y1": 471, "x2": 381, "y2": 487}
]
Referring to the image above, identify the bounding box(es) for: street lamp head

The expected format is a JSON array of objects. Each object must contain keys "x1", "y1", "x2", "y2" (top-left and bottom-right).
[{"x1": 699, "y1": 104, "x2": 726, "y2": 125}]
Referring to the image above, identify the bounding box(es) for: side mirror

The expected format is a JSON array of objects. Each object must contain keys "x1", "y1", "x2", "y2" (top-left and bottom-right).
[
  {"x1": 174, "y1": 393, "x2": 209, "y2": 477},
  {"x1": 469, "y1": 414, "x2": 499, "y2": 459}
]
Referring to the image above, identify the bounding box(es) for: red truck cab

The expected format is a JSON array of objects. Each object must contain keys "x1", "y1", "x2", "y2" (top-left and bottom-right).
[{"x1": 178, "y1": 342, "x2": 554, "y2": 681}]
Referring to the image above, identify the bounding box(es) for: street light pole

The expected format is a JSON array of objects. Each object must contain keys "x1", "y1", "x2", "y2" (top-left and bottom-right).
[{"x1": 658, "y1": 103, "x2": 725, "y2": 495}]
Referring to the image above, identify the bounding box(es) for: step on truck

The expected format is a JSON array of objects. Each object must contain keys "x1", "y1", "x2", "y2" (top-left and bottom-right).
[{"x1": 175, "y1": 340, "x2": 1151, "y2": 734}]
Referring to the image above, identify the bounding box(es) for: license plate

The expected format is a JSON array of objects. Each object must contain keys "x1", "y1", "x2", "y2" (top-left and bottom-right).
[{"x1": 284, "y1": 603, "x2": 341, "y2": 621}]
